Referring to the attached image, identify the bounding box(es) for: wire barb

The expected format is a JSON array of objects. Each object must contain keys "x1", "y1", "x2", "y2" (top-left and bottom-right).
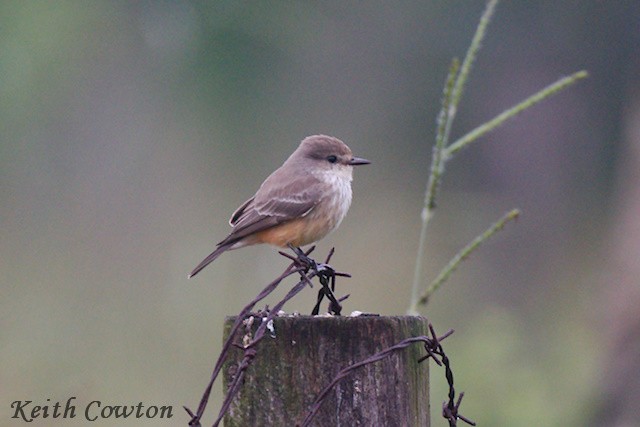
[
  {"x1": 184, "y1": 248, "x2": 351, "y2": 426},
  {"x1": 185, "y1": 251, "x2": 470, "y2": 427},
  {"x1": 296, "y1": 322, "x2": 473, "y2": 427}
]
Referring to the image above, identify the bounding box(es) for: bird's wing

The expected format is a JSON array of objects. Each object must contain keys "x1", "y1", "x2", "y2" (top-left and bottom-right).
[
  {"x1": 217, "y1": 174, "x2": 323, "y2": 246},
  {"x1": 229, "y1": 196, "x2": 255, "y2": 226}
]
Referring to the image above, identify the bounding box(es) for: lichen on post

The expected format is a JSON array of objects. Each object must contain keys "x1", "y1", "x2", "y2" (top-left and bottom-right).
[{"x1": 223, "y1": 315, "x2": 430, "y2": 427}]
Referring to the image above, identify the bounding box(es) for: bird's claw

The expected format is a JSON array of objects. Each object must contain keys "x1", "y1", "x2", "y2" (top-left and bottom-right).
[{"x1": 288, "y1": 245, "x2": 319, "y2": 272}]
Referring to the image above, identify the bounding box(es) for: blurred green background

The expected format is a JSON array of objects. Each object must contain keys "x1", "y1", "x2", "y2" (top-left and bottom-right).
[{"x1": 2, "y1": 1, "x2": 639, "y2": 426}]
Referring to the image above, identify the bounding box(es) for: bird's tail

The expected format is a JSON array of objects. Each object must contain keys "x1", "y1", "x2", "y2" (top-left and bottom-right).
[{"x1": 188, "y1": 244, "x2": 230, "y2": 279}]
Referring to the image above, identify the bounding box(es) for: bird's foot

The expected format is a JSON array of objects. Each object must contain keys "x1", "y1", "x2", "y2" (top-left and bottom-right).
[{"x1": 287, "y1": 244, "x2": 319, "y2": 272}]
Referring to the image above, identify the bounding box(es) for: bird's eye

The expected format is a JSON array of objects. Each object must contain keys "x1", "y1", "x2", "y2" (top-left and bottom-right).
[{"x1": 326, "y1": 155, "x2": 338, "y2": 164}]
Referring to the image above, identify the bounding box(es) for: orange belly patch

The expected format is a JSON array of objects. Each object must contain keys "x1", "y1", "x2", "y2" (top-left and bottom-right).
[{"x1": 253, "y1": 217, "x2": 331, "y2": 247}]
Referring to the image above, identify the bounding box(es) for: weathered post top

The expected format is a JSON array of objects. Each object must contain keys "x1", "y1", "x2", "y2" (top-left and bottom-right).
[{"x1": 223, "y1": 314, "x2": 430, "y2": 427}]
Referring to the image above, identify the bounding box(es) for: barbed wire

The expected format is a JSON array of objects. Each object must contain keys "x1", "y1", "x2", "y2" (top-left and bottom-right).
[
  {"x1": 185, "y1": 248, "x2": 473, "y2": 427},
  {"x1": 297, "y1": 323, "x2": 474, "y2": 427},
  {"x1": 184, "y1": 247, "x2": 350, "y2": 427}
]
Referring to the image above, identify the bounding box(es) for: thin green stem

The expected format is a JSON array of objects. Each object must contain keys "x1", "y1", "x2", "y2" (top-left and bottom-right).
[
  {"x1": 408, "y1": 59, "x2": 459, "y2": 315},
  {"x1": 408, "y1": 0, "x2": 499, "y2": 315},
  {"x1": 446, "y1": 70, "x2": 589, "y2": 158},
  {"x1": 418, "y1": 209, "x2": 520, "y2": 307},
  {"x1": 407, "y1": 0, "x2": 586, "y2": 313},
  {"x1": 428, "y1": 58, "x2": 460, "y2": 210},
  {"x1": 450, "y1": 0, "x2": 499, "y2": 111}
]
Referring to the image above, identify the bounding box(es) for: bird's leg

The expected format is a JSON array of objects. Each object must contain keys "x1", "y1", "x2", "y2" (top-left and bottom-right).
[{"x1": 288, "y1": 244, "x2": 318, "y2": 271}]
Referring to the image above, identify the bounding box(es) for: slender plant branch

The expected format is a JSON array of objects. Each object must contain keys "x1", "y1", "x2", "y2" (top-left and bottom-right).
[
  {"x1": 430, "y1": 58, "x2": 460, "y2": 210},
  {"x1": 408, "y1": 0, "x2": 587, "y2": 314},
  {"x1": 418, "y1": 209, "x2": 520, "y2": 306},
  {"x1": 408, "y1": 0, "x2": 499, "y2": 315},
  {"x1": 450, "y1": 0, "x2": 499, "y2": 111},
  {"x1": 409, "y1": 59, "x2": 460, "y2": 315},
  {"x1": 446, "y1": 70, "x2": 589, "y2": 157}
]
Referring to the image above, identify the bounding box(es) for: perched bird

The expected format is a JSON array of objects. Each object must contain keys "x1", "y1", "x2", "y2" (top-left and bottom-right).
[{"x1": 189, "y1": 135, "x2": 370, "y2": 278}]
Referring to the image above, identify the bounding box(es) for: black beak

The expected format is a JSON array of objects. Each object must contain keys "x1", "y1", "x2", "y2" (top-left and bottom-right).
[{"x1": 348, "y1": 156, "x2": 371, "y2": 166}]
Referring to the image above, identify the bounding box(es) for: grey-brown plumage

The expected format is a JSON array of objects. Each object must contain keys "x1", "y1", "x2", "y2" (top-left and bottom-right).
[{"x1": 189, "y1": 135, "x2": 369, "y2": 278}]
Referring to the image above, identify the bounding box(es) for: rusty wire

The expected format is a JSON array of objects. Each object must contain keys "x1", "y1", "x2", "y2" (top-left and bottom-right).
[
  {"x1": 296, "y1": 323, "x2": 474, "y2": 427},
  {"x1": 185, "y1": 248, "x2": 473, "y2": 427},
  {"x1": 184, "y1": 247, "x2": 350, "y2": 427}
]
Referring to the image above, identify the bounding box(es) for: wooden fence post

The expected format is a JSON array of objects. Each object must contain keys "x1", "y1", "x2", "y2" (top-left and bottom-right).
[{"x1": 223, "y1": 315, "x2": 430, "y2": 426}]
